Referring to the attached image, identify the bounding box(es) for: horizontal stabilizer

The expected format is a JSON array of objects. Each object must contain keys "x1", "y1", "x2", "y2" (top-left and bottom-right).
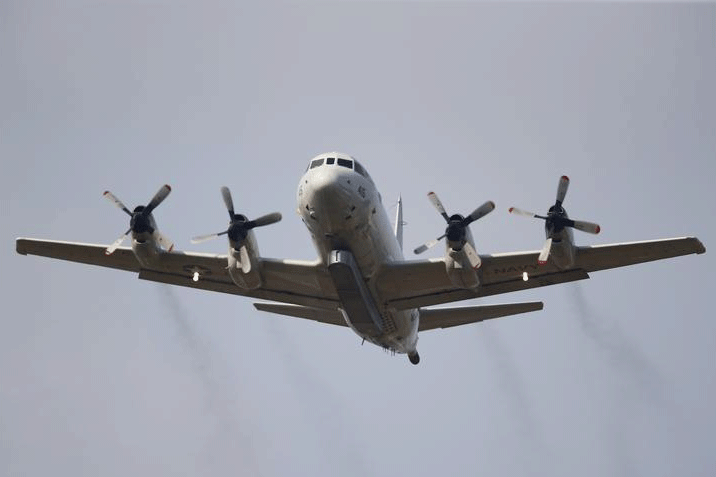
[
  {"x1": 253, "y1": 303, "x2": 347, "y2": 327},
  {"x1": 419, "y1": 301, "x2": 543, "y2": 331}
]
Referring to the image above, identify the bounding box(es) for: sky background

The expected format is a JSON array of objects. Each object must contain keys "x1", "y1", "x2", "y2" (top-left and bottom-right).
[{"x1": 2, "y1": 1, "x2": 715, "y2": 476}]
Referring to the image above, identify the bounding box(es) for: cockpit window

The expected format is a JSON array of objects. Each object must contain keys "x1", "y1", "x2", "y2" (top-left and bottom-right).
[
  {"x1": 337, "y1": 158, "x2": 353, "y2": 169},
  {"x1": 353, "y1": 160, "x2": 374, "y2": 183},
  {"x1": 326, "y1": 157, "x2": 335, "y2": 165},
  {"x1": 310, "y1": 158, "x2": 324, "y2": 169}
]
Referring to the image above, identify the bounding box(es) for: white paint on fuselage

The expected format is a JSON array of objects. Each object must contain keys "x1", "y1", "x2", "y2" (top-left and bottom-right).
[{"x1": 297, "y1": 153, "x2": 419, "y2": 354}]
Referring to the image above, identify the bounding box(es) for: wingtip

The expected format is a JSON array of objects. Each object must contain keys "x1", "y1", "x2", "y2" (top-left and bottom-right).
[
  {"x1": 15, "y1": 238, "x2": 28, "y2": 255},
  {"x1": 694, "y1": 238, "x2": 706, "y2": 254}
]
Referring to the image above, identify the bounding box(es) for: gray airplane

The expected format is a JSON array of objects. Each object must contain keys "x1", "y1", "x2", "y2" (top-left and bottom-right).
[{"x1": 16, "y1": 153, "x2": 706, "y2": 364}]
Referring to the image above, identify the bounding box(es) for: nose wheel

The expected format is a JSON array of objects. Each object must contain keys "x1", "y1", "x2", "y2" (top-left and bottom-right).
[{"x1": 408, "y1": 351, "x2": 420, "y2": 365}]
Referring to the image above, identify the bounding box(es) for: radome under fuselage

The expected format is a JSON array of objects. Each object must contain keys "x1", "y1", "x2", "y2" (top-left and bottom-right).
[{"x1": 296, "y1": 153, "x2": 419, "y2": 357}]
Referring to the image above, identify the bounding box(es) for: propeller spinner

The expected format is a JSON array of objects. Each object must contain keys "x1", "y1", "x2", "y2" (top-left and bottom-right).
[
  {"x1": 509, "y1": 175, "x2": 600, "y2": 264},
  {"x1": 413, "y1": 191, "x2": 495, "y2": 269},
  {"x1": 191, "y1": 186, "x2": 282, "y2": 245},
  {"x1": 103, "y1": 184, "x2": 174, "y2": 255}
]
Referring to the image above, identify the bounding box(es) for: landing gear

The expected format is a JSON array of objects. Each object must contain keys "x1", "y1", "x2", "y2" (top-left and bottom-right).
[{"x1": 408, "y1": 351, "x2": 420, "y2": 365}]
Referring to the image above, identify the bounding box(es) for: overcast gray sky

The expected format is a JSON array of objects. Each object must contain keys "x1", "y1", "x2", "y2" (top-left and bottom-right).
[{"x1": 2, "y1": 1, "x2": 715, "y2": 476}]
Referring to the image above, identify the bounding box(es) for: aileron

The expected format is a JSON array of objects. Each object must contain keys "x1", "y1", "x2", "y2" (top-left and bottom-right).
[
  {"x1": 575, "y1": 237, "x2": 705, "y2": 272},
  {"x1": 16, "y1": 238, "x2": 140, "y2": 273}
]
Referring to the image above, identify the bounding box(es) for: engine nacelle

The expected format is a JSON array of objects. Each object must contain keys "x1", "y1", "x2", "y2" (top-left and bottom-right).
[
  {"x1": 131, "y1": 232, "x2": 163, "y2": 268},
  {"x1": 445, "y1": 248, "x2": 480, "y2": 289},
  {"x1": 548, "y1": 239, "x2": 576, "y2": 270},
  {"x1": 547, "y1": 227, "x2": 576, "y2": 270},
  {"x1": 227, "y1": 230, "x2": 262, "y2": 290}
]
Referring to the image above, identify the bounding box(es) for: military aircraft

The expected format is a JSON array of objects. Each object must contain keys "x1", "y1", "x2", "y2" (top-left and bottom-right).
[{"x1": 16, "y1": 153, "x2": 706, "y2": 364}]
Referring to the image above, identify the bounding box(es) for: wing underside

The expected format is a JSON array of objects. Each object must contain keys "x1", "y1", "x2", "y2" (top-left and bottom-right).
[
  {"x1": 16, "y1": 238, "x2": 340, "y2": 309},
  {"x1": 16, "y1": 236, "x2": 705, "y2": 319},
  {"x1": 377, "y1": 237, "x2": 705, "y2": 310}
]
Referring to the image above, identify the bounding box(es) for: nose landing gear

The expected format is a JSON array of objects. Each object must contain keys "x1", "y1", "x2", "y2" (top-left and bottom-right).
[{"x1": 408, "y1": 351, "x2": 420, "y2": 365}]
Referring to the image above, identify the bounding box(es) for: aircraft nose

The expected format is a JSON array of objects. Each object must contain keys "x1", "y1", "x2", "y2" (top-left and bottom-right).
[{"x1": 304, "y1": 168, "x2": 354, "y2": 223}]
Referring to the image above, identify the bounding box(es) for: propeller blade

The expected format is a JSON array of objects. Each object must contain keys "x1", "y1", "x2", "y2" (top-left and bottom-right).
[
  {"x1": 556, "y1": 175, "x2": 569, "y2": 205},
  {"x1": 509, "y1": 207, "x2": 540, "y2": 218},
  {"x1": 249, "y1": 212, "x2": 282, "y2": 228},
  {"x1": 414, "y1": 234, "x2": 446, "y2": 255},
  {"x1": 538, "y1": 237, "x2": 553, "y2": 265},
  {"x1": 463, "y1": 242, "x2": 482, "y2": 269},
  {"x1": 427, "y1": 192, "x2": 450, "y2": 222},
  {"x1": 190, "y1": 230, "x2": 228, "y2": 244},
  {"x1": 105, "y1": 228, "x2": 131, "y2": 255},
  {"x1": 103, "y1": 191, "x2": 132, "y2": 216},
  {"x1": 221, "y1": 186, "x2": 235, "y2": 219},
  {"x1": 144, "y1": 184, "x2": 171, "y2": 214},
  {"x1": 569, "y1": 220, "x2": 601, "y2": 234},
  {"x1": 155, "y1": 231, "x2": 174, "y2": 252},
  {"x1": 463, "y1": 200, "x2": 496, "y2": 225}
]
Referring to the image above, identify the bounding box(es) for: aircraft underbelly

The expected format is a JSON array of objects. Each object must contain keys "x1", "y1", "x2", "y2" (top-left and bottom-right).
[
  {"x1": 328, "y1": 250, "x2": 383, "y2": 337},
  {"x1": 299, "y1": 167, "x2": 416, "y2": 352}
]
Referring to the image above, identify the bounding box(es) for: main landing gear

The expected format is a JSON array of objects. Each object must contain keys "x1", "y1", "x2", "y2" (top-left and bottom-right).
[{"x1": 408, "y1": 351, "x2": 420, "y2": 365}]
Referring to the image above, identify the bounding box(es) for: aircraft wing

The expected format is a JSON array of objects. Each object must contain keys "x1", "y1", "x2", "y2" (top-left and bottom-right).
[
  {"x1": 15, "y1": 236, "x2": 705, "y2": 313},
  {"x1": 377, "y1": 236, "x2": 705, "y2": 310},
  {"x1": 15, "y1": 238, "x2": 340, "y2": 309}
]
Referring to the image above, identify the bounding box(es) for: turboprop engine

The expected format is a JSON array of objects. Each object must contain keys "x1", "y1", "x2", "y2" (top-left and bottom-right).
[
  {"x1": 509, "y1": 175, "x2": 600, "y2": 269},
  {"x1": 103, "y1": 185, "x2": 174, "y2": 268},
  {"x1": 191, "y1": 186, "x2": 281, "y2": 290},
  {"x1": 414, "y1": 192, "x2": 495, "y2": 289}
]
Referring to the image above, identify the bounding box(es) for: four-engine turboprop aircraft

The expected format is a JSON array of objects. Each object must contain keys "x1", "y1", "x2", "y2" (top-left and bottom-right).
[{"x1": 16, "y1": 153, "x2": 706, "y2": 364}]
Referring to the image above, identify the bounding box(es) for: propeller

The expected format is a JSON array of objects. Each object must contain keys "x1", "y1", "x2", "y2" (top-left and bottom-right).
[
  {"x1": 103, "y1": 184, "x2": 173, "y2": 255},
  {"x1": 414, "y1": 191, "x2": 495, "y2": 269},
  {"x1": 191, "y1": 186, "x2": 282, "y2": 245},
  {"x1": 509, "y1": 175, "x2": 600, "y2": 265}
]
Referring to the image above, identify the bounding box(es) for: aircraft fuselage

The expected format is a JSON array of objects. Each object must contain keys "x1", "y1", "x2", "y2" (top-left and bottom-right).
[{"x1": 297, "y1": 153, "x2": 419, "y2": 356}]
